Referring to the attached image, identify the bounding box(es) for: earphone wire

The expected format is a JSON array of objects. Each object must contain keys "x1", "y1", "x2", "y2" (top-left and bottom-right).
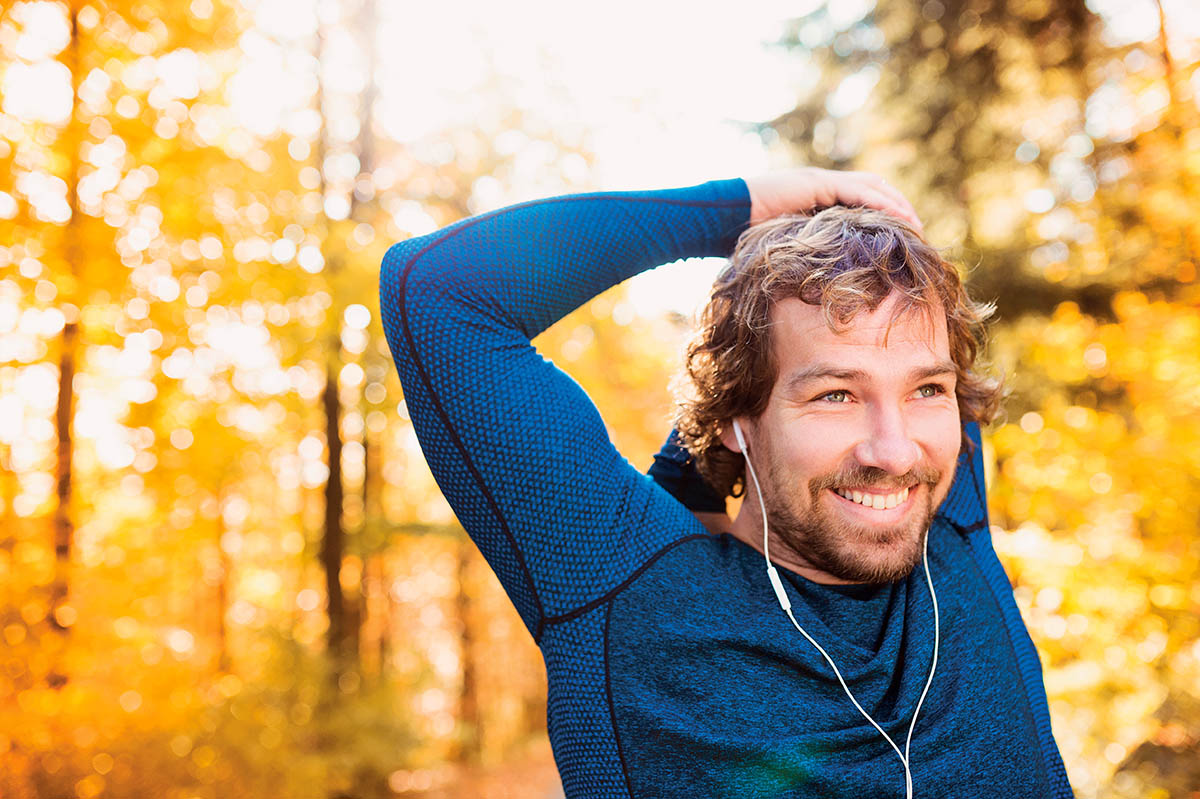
[
  {"x1": 737, "y1": 420, "x2": 939, "y2": 799},
  {"x1": 905, "y1": 533, "x2": 941, "y2": 791}
]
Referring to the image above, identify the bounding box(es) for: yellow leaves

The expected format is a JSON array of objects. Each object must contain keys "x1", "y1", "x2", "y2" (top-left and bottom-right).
[
  {"x1": 16, "y1": 685, "x2": 63, "y2": 716},
  {"x1": 992, "y1": 393, "x2": 1130, "y2": 529},
  {"x1": 987, "y1": 281, "x2": 1200, "y2": 790},
  {"x1": 53, "y1": 604, "x2": 78, "y2": 628},
  {"x1": 534, "y1": 284, "x2": 685, "y2": 468},
  {"x1": 1045, "y1": 659, "x2": 1105, "y2": 704},
  {"x1": 190, "y1": 743, "x2": 218, "y2": 767},
  {"x1": 75, "y1": 773, "x2": 106, "y2": 799},
  {"x1": 1147, "y1": 584, "x2": 1187, "y2": 611},
  {"x1": 968, "y1": 166, "x2": 1043, "y2": 245},
  {"x1": 13, "y1": 542, "x2": 55, "y2": 587},
  {"x1": 215, "y1": 674, "x2": 241, "y2": 698},
  {"x1": 3, "y1": 624, "x2": 27, "y2": 646}
]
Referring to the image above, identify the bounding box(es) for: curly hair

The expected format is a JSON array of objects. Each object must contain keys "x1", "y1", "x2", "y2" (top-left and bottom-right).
[{"x1": 674, "y1": 206, "x2": 1003, "y2": 499}]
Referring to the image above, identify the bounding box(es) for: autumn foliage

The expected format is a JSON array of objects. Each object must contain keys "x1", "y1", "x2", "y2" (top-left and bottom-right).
[{"x1": 1, "y1": 1, "x2": 1198, "y2": 797}]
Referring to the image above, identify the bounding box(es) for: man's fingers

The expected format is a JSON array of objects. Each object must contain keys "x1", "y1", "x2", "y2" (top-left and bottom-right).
[
  {"x1": 872, "y1": 181, "x2": 922, "y2": 231},
  {"x1": 816, "y1": 171, "x2": 920, "y2": 231},
  {"x1": 866, "y1": 174, "x2": 915, "y2": 213},
  {"x1": 824, "y1": 178, "x2": 923, "y2": 233},
  {"x1": 843, "y1": 173, "x2": 922, "y2": 231},
  {"x1": 746, "y1": 168, "x2": 924, "y2": 233}
]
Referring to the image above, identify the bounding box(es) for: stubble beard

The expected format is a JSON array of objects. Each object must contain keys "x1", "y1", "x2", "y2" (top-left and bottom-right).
[{"x1": 761, "y1": 457, "x2": 947, "y2": 584}]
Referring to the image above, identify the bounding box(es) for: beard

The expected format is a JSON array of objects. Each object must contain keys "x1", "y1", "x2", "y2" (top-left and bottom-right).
[{"x1": 761, "y1": 456, "x2": 948, "y2": 584}]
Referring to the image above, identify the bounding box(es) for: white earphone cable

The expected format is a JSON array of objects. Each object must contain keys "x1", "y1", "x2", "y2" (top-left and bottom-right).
[{"x1": 734, "y1": 419, "x2": 939, "y2": 799}]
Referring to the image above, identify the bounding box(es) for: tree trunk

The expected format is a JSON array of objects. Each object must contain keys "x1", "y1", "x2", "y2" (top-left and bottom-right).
[
  {"x1": 1151, "y1": 0, "x2": 1197, "y2": 264},
  {"x1": 49, "y1": 1, "x2": 84, "y2": 656},
  {"x1": 315, "y1": 0, "x2": 379, "y2": 674},
  {"x1": 321, "y1": 362, "x2": 347, "y2": 662},
  {"x1": 364, "y1": 552, "x2": 391, "y2": 680},
  {"x1": 454, "y1": 536, "x2": 481, "y2": 764},
  {"x1": 50, "y1": 322, "x2": 76, "y2": 634},
  {"x1": 360, "y1": 421, "x2": 386, "y2": 679},
  {"x1": 1, "y1": 447, "x2": 15, "y2": 610},
  {"x1": 312, "y1": 15, "x2": 349, "y2": 676}
]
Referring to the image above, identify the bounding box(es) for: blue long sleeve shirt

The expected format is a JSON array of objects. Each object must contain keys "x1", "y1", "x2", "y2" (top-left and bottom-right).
[{"x1": 379, "y1": 179, "x2": 1074, "y2": 798}]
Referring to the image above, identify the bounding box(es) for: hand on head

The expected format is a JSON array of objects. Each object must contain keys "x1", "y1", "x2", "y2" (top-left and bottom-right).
[{"x1": 745, "y1": 168, "x2": 922, "y2": 232}]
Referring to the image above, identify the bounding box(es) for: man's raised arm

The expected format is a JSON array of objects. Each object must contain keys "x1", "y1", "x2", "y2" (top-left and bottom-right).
[
  {"x1": 377, "y1": 170, "x2": 919, "y2": 641},
  {"x1": 378, "y1": 180, "x2": 752, "y2": 639}
]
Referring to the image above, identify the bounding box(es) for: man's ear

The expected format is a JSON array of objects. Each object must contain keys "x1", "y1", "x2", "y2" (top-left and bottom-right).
[{"x1": 719, "y1": 418, "x2": 747, "y2": 453}]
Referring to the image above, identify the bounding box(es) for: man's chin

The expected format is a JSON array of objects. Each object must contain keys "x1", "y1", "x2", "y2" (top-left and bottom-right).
[
  {"x1": 807, "y1": 535, "x2": 924, "y2": 583},
  {"x1": 839, "y1": 542, "x2": 925, "y2": 583},
  {"x1": 771, "y1": 500, "x2": 934, "y2": 584}
]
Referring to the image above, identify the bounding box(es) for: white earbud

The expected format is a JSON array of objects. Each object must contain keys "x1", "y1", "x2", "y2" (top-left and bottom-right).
[
  {"x1": 731, "y1": 417, "x2": 748, "y2": 453},
  {"x1": 733, "y1": 418, "x2": 791, "y2": 611},
  {"x1": 731, "y1": 415, "x2": 940, "y2": 799}
]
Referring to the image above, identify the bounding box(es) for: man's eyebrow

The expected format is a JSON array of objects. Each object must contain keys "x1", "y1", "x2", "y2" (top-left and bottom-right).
[
  {"x1": 784, "y1": 366, "x2": 869, "y2": 391},
  {"x1": 911, "y1": 361, "x2": 959, "y2": 381},
  {"x1": 783, "y1": 361, "x2": 958, "y2": 393}
]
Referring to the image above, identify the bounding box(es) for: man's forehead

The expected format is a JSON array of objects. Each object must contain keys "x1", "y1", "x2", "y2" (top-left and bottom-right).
[{"x1": 769, "y1": 294, "x2": 950, "y2": 362}]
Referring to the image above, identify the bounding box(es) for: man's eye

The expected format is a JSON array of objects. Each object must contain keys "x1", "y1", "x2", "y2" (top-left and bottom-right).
[
  {"x1": 820, "y1": 390, "x2": 850, "y2": 403},
  {"x1": 917, "y1": 384, "x2": 945, "y2": 398}
]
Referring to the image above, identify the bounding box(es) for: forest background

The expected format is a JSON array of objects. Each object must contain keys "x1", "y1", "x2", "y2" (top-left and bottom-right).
[{"x1": 2, "y1": 0, "x2": 1198, "y2": 797}]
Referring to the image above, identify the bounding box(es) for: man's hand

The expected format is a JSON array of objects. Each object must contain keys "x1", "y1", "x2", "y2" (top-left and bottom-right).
[{"x1": 746, "y1": 168, "x2": 922, "y2": 231}]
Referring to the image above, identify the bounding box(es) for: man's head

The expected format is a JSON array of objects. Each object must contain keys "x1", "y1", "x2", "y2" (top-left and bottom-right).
[{"x1": 675, "y1": 207, "x2": 1002, "y2": 583}]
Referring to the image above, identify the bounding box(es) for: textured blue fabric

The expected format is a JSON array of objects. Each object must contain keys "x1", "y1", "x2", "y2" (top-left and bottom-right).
[
  {"x1": 647, "y1": 430, "x2": 728, "y2": 514},
  {"x1": 607, "y1": 517, "x2": 1048, "y2": 797},
  {"x1": 378, "y1": 180, "x2": 1075, "y2": 798}
]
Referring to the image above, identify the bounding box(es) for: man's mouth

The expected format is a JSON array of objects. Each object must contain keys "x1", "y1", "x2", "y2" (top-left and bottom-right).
[{"x1": 833, "y1": 486, "x2": 911, "y2": 510}]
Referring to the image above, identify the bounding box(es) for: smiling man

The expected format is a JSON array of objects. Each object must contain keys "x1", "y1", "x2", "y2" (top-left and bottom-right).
[
  {"x1": 731, "y1": 290, "x2": 961, "y2": 584},
  {"x1": 742, "y1": 292, "x2": 959, "y2": 585},
  {"x1": 673, "y1": 208, "x2": 987, "y2": 588},
  {"x1": 380, "y1": 170, "x2": 1075, "y2": 798}
]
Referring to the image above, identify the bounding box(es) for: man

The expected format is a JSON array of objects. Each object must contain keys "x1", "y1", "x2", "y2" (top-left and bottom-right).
[{"x1": 379, "y1": 169, "x2": 1074, "y2": 797}]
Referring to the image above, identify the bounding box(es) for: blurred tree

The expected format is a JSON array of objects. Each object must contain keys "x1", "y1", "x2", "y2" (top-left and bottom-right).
[
  {"x1": 49, "y1": 0, "x2": 84, "y2": 653},
  {"x1": 312, "y1": 0, "x2": 353, "y2": 677},
  {"x1": 2, "y1": 0, "x2": 240, "y2": 687},
  {"x1": 770, "y1": 0, "x2": 1112, "y2": 315},
  {"x1": 451, "y1": 534, "x2": 481, "y2": 764},
  {"x1": 1, "y1": 0, "x2": 799, "y2": 796}
]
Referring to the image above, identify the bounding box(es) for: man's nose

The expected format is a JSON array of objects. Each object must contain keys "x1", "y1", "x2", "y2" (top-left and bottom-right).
[{"x1": 853, "y1": 405, "x2": 921, "y2": 475}]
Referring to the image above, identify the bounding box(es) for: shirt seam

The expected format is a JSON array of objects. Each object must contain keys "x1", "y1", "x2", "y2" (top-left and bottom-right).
[
  {"x1": 605, "y1": 600, "x2": 636, "y2": 799},
  {"x1": 542, "y1": 533, "x2": 711, "y2": 627}
]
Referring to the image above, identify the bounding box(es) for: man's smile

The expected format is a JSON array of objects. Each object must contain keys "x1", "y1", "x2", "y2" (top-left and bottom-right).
[
  {"x1": 826, "y1": 483, "x2": 921, "y2": 525},
  {"x1": 833, "y1": 485, "x2": 911, "y2": 510}
]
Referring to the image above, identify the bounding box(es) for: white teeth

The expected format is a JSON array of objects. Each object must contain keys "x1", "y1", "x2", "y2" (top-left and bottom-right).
[{"x1": 835, "y1": 486, "x2": 911, "y2": 510}]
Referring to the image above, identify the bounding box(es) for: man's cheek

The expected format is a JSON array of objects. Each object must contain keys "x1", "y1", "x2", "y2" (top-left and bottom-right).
[
  {"x1": 924, "y1": 408, "x2": 962, "y2": 463},
  {"x1": 795, "y1": 420, "x2": 857, "y2": 458}
]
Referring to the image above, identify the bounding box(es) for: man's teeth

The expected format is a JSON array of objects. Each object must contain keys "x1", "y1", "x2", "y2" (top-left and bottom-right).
[{"x1": 834, "y1": 486, "x2": 910, "y2": 510}]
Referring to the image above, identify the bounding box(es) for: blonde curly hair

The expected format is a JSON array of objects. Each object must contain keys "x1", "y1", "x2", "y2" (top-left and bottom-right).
[{"x1": 674, "y1": 206, "x2": 1002, "y2": 498}]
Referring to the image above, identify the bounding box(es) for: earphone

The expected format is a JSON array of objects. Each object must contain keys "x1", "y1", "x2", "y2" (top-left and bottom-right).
[{"x1": 732, "y1": 418, "x2": 940, "y2": 799}]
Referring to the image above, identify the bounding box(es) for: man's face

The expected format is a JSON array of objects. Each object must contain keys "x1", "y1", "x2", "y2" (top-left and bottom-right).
[{"x1": 725, "y1": 292, "x2": 962, "y2": 584}]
